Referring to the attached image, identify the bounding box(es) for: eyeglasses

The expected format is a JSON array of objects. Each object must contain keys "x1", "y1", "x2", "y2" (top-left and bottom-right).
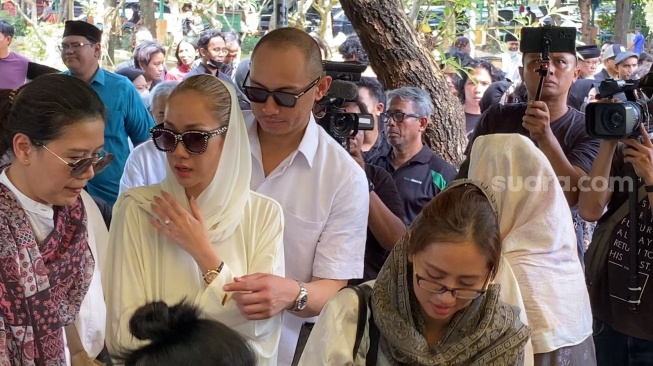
[
  {"x1": 381, "y1": 111, "x2": 422, "y2": 123},
  {"x1": 58, "y1": 42, "x2": 95, "y2": 52},
  {"x1": 242, "y1": 71, "x2": 321, "y2": 108},
  {"x1": 38, "y1": 144, "x2": 114, "y2": 178},
  {"x1": 150, "y1": 123, "x2": 228, "y2": 154},
  {"x1": 413, "y1": 263, "x2": 490, "y2": 300}
]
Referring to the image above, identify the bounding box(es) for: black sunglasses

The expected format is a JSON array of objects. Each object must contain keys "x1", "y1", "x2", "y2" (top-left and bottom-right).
[
  {"x1": 241, "y1": 71, "x2": 320, "y2": 108},
  {"x1": 150, "y1": 124, "x2": 228, "y2": 154},
  {"x1": 39, "y1": 144, "x2": 114, "y2": 179}
]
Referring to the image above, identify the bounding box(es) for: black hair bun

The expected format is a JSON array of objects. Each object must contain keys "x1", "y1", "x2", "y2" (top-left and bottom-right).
[{"x1": 129, "y1": 300, "x2": 200, "y2": 342}]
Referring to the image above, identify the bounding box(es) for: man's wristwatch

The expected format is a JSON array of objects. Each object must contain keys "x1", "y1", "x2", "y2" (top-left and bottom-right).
[
  {"x1": 368, "y1": 179, "x2": 375, "y2": 193},
  {"x1": 203, "y1": 261, "x2": 224, "y2": 285},
  {"x1": 290, "y1": 281, "x2": 308, "y2": 312}
]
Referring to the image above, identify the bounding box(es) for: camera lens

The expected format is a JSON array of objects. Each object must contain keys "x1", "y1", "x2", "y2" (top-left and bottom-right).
[
  {"x1": 331, "y1": 114, "x2": 356, "y2": 137},
  {"x1": 601, "y1": 109, "x2": 624, "y2": 132}
]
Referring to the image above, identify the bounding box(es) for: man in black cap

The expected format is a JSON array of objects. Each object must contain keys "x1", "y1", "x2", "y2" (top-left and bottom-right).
[
  {"x1": 594, "y1": 43, "x2": 625, "y2": 81},
  {"x1": 61, "y1": 20, "x2": 154, "y2": 206},
  {"x1": 500, "y1": 31, "x2": 521, "y2": 82},
  {"x1": 577, "y1": 45, "x2": 601, "y2": 79}
]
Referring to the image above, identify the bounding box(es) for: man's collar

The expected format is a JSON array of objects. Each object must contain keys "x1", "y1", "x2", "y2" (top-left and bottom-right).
[
  {"x1": 246, "y1": 112, "x2": 319, "y2": 168},
  {"x1": 386, "y1": 144, "x2": 432, "y2": 164},
  {"x1": 90, "y1": 66, "x2": 105, "y2": 85}
]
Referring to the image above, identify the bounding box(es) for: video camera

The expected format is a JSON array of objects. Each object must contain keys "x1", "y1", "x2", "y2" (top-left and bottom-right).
[
  {"x1": 585, "y1": 76, "x2": 653, "y2": 139},
  {"x1": 316, "y1": 61, "x2": 374, "y2": 149}
]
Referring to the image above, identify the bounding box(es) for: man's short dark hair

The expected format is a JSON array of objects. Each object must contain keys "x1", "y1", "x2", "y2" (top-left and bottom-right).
[
  {"x1": 338, "y1": 35, "x2": 369, "y2": 65},
  {"x1": 251, "y1": 27, "x2": 323, "y2": 79},
  {"x1": 0, "y1": 20, "x2": 15, "y2": 38},
  {"x1": 198, "y1": 29, "x2": 224, "y2": 50},
  {"x1": 357, "y1": 76, "x2": 385, "y2": 105}
]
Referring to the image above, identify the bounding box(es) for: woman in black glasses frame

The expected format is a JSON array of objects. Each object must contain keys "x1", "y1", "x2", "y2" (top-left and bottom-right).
[{"x1": 0, "y1": 74, "x2": 111, "y2": 365}]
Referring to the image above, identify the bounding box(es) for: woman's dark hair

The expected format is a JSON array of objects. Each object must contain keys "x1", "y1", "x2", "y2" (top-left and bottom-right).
[
  {"x1": 406, "y1": 183, "x2": 501, "y2": 278},
  {"x1": 453, "y1": 36, "x2": 470, "y2": 51},
  {"x1": 116, "y1": 67, "x2": 145, "y2": 82},
  {"x1": 0, "y1": 74, "x2": 106, "y2": 156},
  {"x1": 457, "y1": 58, "x2": 506, "y2": 104},
  {"x1": 338, "y1": 35, "x2": 369, "y2": 65},
  {"x1": 174, "y1": 38, "x2": 197, "y2": 66},
  {"x1": 120, "y1": 301, "x2": 256, "y2": 366}
]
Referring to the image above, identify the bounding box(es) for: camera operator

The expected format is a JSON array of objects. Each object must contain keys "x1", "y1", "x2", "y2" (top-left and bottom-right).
[
  {"x1": 579, "y1": 124, "x2": 653, "y2": 364},
  {"x1": 356, "y1": 77, "x2": 391, "y2": 162},
  {"x1": 337, "y1": 99, "x2": 406, "y2": 283}
]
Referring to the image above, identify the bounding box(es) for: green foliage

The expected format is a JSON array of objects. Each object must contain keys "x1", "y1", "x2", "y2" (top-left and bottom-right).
[
  {"x1": 241, "y1": 34, "x2": 260, "y2": 57},
  {"x1": 0, "y1": 10, "x2": 27, "y2": 36},
  {"x1": 598, "y1": 0, "x2": 649, "y2": 37}
]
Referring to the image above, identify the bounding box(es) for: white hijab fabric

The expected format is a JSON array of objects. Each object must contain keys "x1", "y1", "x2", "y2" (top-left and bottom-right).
[
  {"x1": 468, "y1": 134, "x2": 592, "y2": 354},
  {"x1": 118, "y1": 78, "x2": 251, "y2": 242}
]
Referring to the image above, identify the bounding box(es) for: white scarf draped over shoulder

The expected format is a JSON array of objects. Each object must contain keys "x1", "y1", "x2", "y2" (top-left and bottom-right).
[
  {"x1": 468, "y1": 133, "x2": 592, "y2": 353},
  {"x1": 116, "y1": 78, "x2": 251, "y2": 241}
]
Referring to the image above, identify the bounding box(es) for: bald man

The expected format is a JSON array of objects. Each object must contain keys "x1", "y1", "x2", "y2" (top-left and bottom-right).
[{"x1": 222, "y1": 28, "x2": 369, "y2": 365}]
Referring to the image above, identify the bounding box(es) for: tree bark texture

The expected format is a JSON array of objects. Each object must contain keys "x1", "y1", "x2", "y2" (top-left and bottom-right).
[
  {"x1": 140, "y1": 0, "x2": 157, "y2": 36},
  {"x1": 340, "y1": 0, "x2": 467, "y2": 165},
  {"x1": 614, "y1": 0, "x2": 631, "y2": 45},
  {"x1": 579, "y1": 0, "x2": 592, "y2": 44}
]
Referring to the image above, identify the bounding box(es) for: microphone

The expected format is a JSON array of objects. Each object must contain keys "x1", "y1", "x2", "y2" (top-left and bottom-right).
[{"x1": 325, "y1": 80, "x2": 359, "y2": 100}]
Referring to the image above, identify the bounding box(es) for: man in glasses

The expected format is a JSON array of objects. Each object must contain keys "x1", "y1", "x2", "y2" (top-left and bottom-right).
[
  {"x1": 61, "y1": 21, "x2": 154, "y2": 206},
  {"x1": 184, "y1": 29, "x2": 233, "y2": 86},
  {"x1": 367, "y1": 87, "x2": 457, "y2": 226},
  {"x1": 577, "y1": 45, "x2": 600, "y2": 80},
  {"x1": 222, "y1": 27, "x2": 369, "y2": 366}
]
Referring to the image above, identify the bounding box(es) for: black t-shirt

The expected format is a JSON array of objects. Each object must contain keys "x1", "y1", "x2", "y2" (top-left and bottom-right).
[
  {"x1": 362, "y1": 130, "x2": 392, "y2": 164},
  {"x1": 349, "y1": 164, "x2": 405, "y2": 285},
  {"x1": 459, "y1": 103, "x2": 600, "y2": 178},
  {"x1": 465, "y1": 112, "x2": 481, "y2": 134},
  {"x1": 369, "y1": 145, "x2": 457, "y2": 226},
  {"x1": 594, "y1": 160, "x2": 653, "y2": 341}
]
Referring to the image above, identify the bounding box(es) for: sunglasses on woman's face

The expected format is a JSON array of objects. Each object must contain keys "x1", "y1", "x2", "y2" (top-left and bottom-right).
[
  {"x1": 150, "y1": 123, "x2": 228, "y2": 155},
  {"x1": 241, "y1": 70, "x2": 320, "y2": 108},
  {"x1": 40, "y1": 145, "x2": 114, "y2": 179}
]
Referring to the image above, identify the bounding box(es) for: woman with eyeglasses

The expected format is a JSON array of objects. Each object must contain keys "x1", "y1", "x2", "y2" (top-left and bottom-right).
[
  {"x1": 0, "y1": 74, "x2": 113, "y2": 365},
  {"x1": 104, "y1": 74, "x2": 285, "y2": 366},
  {"x1": 299, "y1": 181, "x2": 531, "y2": 365}
]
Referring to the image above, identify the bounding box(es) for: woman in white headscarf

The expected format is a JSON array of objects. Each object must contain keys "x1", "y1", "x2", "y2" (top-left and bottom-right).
[
  {"x1": 103, "y1": 75, "x2": 285, "y2": 366},
  {"x1": 468, "y1": 134, "x2": 596, "y2": 365}
]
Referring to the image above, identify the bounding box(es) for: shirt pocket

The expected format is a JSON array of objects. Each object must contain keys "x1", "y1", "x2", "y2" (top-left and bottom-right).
[{"x1": 282, "y1": 210, "x2": 324, "y2": 281}]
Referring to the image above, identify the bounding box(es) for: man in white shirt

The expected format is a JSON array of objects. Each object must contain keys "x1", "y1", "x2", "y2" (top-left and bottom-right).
[
  {"x1": 500, "y1": 32, "x2": 522, "y2": 82},
  {"x1": 223, "y1": 27, "x2": 369, "y2": 365}
]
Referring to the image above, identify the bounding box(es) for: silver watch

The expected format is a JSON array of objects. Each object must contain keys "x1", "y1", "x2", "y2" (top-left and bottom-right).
[{"x1": 290, "y1": 281, "x2": 308, "y2": 312}]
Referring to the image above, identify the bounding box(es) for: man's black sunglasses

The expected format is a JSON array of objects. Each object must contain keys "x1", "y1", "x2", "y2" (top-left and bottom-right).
[{"x1": 241, "y1": 70, "x2": 320, "y2": 108}]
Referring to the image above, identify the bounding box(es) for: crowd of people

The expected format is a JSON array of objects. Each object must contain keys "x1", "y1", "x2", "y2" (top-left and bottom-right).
[{"x1": 0, "y1": 12, "x2": 652, "y2": 366}]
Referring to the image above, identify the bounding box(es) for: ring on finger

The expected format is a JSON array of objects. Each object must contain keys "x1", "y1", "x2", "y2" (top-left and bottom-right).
[{"x1": 164, "y1": 218, "x2": 171, "y2": 225}]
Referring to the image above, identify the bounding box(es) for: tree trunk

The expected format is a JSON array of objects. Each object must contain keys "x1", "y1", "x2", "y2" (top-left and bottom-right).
[
  {"x1": 614, "y1": 0, "x2": 631, "y2": 45},
  {"x1": 314, "y1": 0, "x2": 338, "y2": 41},
  {"x1": 340, "y1": 0, "x2": 466, "y2": 165},
  {"x1": 579, "y1": 0, "x2": 592, "y2": 44},
  {"x1": 141, "y1": 0, "x2": 157, "y2": 36},
  {"x1": 408, "y1": 0, "x2": 422, "y2": 23},
  {"x1": 57, "y1": 0, "x2": 70, "y2": 21}
]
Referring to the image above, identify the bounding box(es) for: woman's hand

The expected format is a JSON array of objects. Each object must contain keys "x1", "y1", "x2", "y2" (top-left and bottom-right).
[
  {"x1": 621, "y1": 124, "x2": 653, "y2": 185},
  {"x1": 150, "y1": 191, "x2": 213, "y2": 260}
]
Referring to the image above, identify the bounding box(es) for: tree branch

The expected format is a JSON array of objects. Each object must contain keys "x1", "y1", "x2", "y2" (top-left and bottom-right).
[{"x1": 9, "y1": 0, "x2": 48, "y2": 45}]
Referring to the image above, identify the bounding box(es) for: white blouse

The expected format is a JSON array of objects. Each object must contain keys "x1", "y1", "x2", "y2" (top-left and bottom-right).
[
  {"x1": 104, "y1": 189, "x2": 286, "y2": 366},
  {"x1": 0, "y1": 170, "x2": 108, "y2": 364}
]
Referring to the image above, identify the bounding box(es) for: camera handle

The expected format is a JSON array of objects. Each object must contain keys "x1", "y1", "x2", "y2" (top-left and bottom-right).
[
  {"x1": 534, "y1": 35, "x2": 552, "y2": 102},
  {"x1": 627, "y1": 165, "x2": 642, "y2": 311}
]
